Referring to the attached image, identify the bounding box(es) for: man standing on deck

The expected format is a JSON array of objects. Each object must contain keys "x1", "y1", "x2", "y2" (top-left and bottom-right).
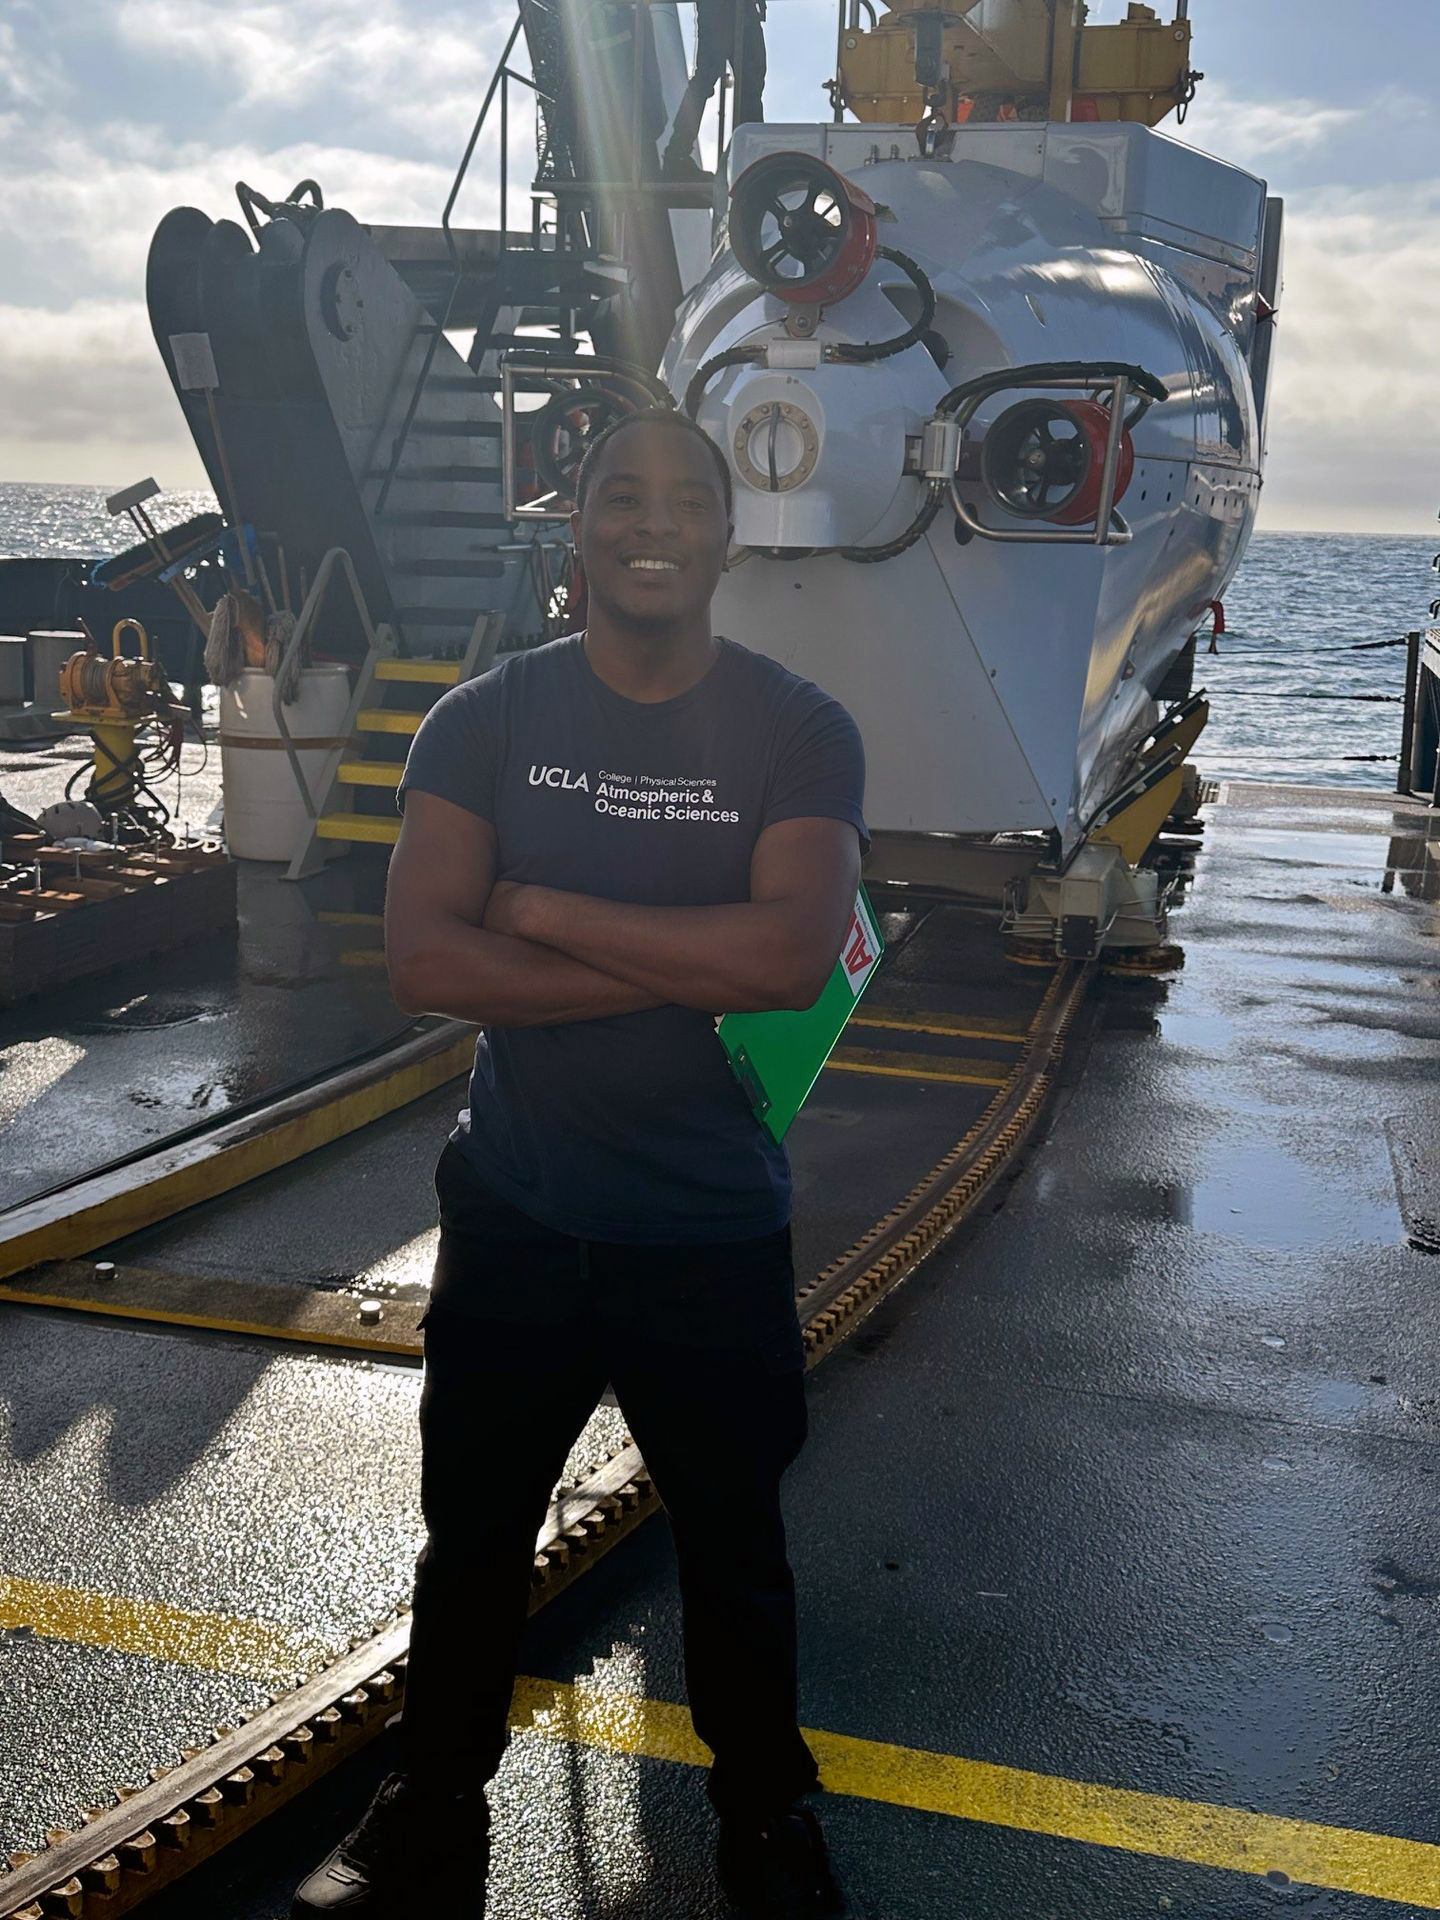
[{"x1": 292, "y1": 409, "x2": 865, "y2": 1920}]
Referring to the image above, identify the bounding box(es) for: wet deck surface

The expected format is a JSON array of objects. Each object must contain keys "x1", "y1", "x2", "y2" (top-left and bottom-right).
[
  {"x1": 3, "y1": 780, "x2": 1440, "y2": 1917},
  {"x1": 0, "y1": 727, "x2": 407, "y2": 1215}
]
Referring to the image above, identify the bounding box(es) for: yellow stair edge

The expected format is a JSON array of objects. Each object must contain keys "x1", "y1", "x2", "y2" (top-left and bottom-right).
[
  {"x1": 375, "y1": 659, "x2": 462, "y2": 685},
  {"x1": 315, "y1": 814, "x2": 401, "y2": 845},
  {"x1": 336, "y1": 761, "x2": 403, "y2": 789},
  {"x1": 356, "y1": 708, "x2": 424, "y2": 735}
]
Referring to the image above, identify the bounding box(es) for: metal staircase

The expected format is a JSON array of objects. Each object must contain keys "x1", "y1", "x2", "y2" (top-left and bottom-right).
[
  {"x1": 310, "y1": 653, "x2": 494, "y2": 861},
  {"x1": 143, "y1": 0, "x2": 715, "y2": 871},
  {"x1": 263, "y1": 547, "x2": 505, "y2": 879}
]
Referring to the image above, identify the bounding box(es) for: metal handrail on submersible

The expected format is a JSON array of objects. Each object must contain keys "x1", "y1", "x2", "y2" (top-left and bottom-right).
[{"x1": 942, "y1": 361, "x2": 1168, "y2": 547}]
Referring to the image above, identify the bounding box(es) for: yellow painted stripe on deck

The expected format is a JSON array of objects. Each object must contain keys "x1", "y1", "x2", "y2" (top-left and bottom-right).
[
  {"x1": 1, "y1": 1580, "x2": 1432, "y2": 1909},
  {"x1": 509, "y1": 1677, "x2": 1440, "y2": 1908},
  {"x1": 356, "y1": 708, "x2": 423, "y2": 735},
  {"x1": 851, "y1": 1010, "x2": 1029, "y2": 1044},
  {"x1": 0, "y1": 1574, "x2": 323, "y2": 1684},
  {"x1": 826, "y1": 1047, "x2": 1009, "y2": 1089}
]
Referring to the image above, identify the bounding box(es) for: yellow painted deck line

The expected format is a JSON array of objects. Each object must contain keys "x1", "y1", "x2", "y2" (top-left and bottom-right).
[
  {"x1": 826, "y1": 1048, "x2": 1010, "y2": 1089},
  {"x1": 850, "y1": 1010, "x2": 1029, "y2": 1043},
  {"x1": 0, "y1": 1028, "x2": 474, "y2": 1281},
  {"x1": 7, "y1": 1585, "x2": 1429, "y2": 1907},
  {"x1": 509, "y1": 1677, "x2": 1440, "y2": 1909},
  {"x1": 0, "y1": 1574, "x2": 324, "y2": 1685}
]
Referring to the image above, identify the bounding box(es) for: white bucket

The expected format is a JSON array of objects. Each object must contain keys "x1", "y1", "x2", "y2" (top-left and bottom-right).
[{"x1": 219, "y1": 666, "x2": 352, "y2": 862}]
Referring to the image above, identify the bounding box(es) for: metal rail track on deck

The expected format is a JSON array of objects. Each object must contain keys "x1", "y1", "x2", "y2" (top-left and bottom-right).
[
  {"x1": 0, "y1": 1022, "x2": 476, "y2": 1283},
  {"x1": 0, "y1": 961, "x2": 1091, "y2": 1920}
]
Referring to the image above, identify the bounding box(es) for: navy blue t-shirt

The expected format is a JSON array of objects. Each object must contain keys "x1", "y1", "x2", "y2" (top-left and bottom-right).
[{"x1": 397, "y1": 633, "x2": 867, "y2": 1244}]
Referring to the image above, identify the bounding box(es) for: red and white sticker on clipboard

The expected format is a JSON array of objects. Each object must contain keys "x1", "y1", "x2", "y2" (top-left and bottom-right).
[{"x1": 840, "y1": 890, "x2": 883, "y2": 997}]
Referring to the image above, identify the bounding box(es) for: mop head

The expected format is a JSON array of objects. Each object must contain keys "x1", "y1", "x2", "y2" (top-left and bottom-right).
[
  {"x1": 204, "y1": 590, "x2": 271, "y2": 689},
  {"x1": 265, "y1": 609, "x2": 300, "y2": 705}
]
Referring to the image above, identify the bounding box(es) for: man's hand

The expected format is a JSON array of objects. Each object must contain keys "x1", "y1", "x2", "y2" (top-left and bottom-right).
[
  {"x1": 496, "y1": 817, "x2": 861, "y2": 1015},
  {"x1": 385, "y1": 794, "x2": 662, "y2": 1027}
]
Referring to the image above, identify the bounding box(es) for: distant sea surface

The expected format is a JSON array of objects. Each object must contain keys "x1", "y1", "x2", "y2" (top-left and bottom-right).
[
  {"x1": 0, "y1": 482, "x2": 1433, "y2": 788},
  {"x1": 0, "y1": 483, "x2": 219, "y2": 566}
]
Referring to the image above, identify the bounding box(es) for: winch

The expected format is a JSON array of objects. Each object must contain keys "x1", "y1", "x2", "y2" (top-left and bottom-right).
[{"x1": 58, "y1": 619, "x2": 189, "y2": 836}]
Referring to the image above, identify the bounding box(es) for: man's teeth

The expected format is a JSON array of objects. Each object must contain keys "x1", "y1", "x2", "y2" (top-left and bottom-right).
[{"x1": 627, "y1": 559, "x2": 678, "y2": 571}]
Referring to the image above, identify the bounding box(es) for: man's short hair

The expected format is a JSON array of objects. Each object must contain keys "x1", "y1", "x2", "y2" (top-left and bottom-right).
[{"x1": 574, "y1": 406, "x2": 734, "y2": 518}]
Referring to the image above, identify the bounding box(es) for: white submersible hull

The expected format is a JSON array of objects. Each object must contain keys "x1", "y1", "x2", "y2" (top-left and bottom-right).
[{"x1": 662, "y1": 119, "x2": 1278, "y2": 857}]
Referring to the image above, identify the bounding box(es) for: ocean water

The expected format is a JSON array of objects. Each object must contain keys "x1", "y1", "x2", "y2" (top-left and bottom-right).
[
  {"x1": 0, "y1": 482, "x2": 1433, "y2": 789},
  {"x1": 0, "y1": 483, "x2": 219, "y2": 566},
  {"x1": 1202, "y1": 531, "x2": 1436, "y2": 791}
]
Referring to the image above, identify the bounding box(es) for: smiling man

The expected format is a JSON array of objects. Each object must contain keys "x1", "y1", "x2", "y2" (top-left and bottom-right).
[{"x1": 292, "y1": 409, "x2": 866, "y2": 1920}]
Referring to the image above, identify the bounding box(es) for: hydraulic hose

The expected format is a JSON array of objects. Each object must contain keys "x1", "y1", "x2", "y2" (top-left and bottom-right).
[
  {"x1": 839, "y1": 485, "x2": 946, "y2": 564},
  {"x1": 684, "y1": 345, "x2": 765, "y2": 420},
  {"x1": 686, "y1": 248, "x2": 936, "y2": 418},
  {"x1": 828, "y1": 246, "x2": 937, "y2": 364}
]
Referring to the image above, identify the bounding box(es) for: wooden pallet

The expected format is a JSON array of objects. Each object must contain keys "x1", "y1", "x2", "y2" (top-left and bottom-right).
[{"x1": 0, "y1": 836, "x2": 237, "y2": 1004}]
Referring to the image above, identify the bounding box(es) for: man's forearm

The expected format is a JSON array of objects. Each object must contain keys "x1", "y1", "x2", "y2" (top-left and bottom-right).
[
  {"x1": 507, "y1": 888, "x2": 828, "y2": 1013},
  {"x1": 388, "y1": 920, "x2": 662, "y2": 1027}
]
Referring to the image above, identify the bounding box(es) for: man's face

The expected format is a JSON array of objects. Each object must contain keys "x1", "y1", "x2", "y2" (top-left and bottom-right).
[{"x1": 572, "y1": 423, "x2": 732, "y2": 632}]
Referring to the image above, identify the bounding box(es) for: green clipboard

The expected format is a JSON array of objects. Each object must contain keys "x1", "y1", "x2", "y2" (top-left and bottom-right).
[{"x1": 718, "y1": 886, "x2": 885, "y2": 1143}]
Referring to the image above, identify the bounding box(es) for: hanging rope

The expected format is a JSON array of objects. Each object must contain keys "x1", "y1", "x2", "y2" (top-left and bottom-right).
[
  {"x1": 1205, "y1": 749, "x2": 1401, "y2": 763},
  {"x1": 1197, "y1": 635, "x2": 1411, "y2": 659},
  {"x1": 1203, "y1": 690, "x2": 1402, "y2": 703}
]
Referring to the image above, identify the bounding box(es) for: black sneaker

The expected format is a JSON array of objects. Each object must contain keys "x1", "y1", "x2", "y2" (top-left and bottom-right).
[
  {"x1": 717, "y1": 1804, "x2": 846, "y2": 1918},
  {"x1": 291, "y1": 1771, "x2": 488, "y2": 1917}
]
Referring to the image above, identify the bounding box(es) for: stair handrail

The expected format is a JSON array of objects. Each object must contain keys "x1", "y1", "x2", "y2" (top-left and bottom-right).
[
  {"x1": 270, "y1": 547, "x2": 380, "y2": 819},
  {"x1": 373, "y1": 0, "x2": 691, "y2": 523},
  {"x1": 375, "y1": 13, "x2": 528, "y2": 517}
]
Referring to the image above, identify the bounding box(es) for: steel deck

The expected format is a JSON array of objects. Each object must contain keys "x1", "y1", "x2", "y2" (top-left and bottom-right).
[
  {"x1": 3, "y1": 780, "x2": 1439, "y2": 1917},
  {"x1": 0, "y1": 726, "x2": 406, "y2": 1216}
]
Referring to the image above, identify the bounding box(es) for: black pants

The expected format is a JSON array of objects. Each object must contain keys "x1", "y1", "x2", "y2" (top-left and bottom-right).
[
  {"x1": 399, "y1": 1144, "x2": 820, "y2": 1815},
  {"x1": 667, "y1": 0, "x2": 766, "y2": 156}
]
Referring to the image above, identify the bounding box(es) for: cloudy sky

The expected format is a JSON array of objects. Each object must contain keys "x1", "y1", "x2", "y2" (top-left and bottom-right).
[{"x1": 0, "y1": 0, "x2": 1434, "y2": 532}]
